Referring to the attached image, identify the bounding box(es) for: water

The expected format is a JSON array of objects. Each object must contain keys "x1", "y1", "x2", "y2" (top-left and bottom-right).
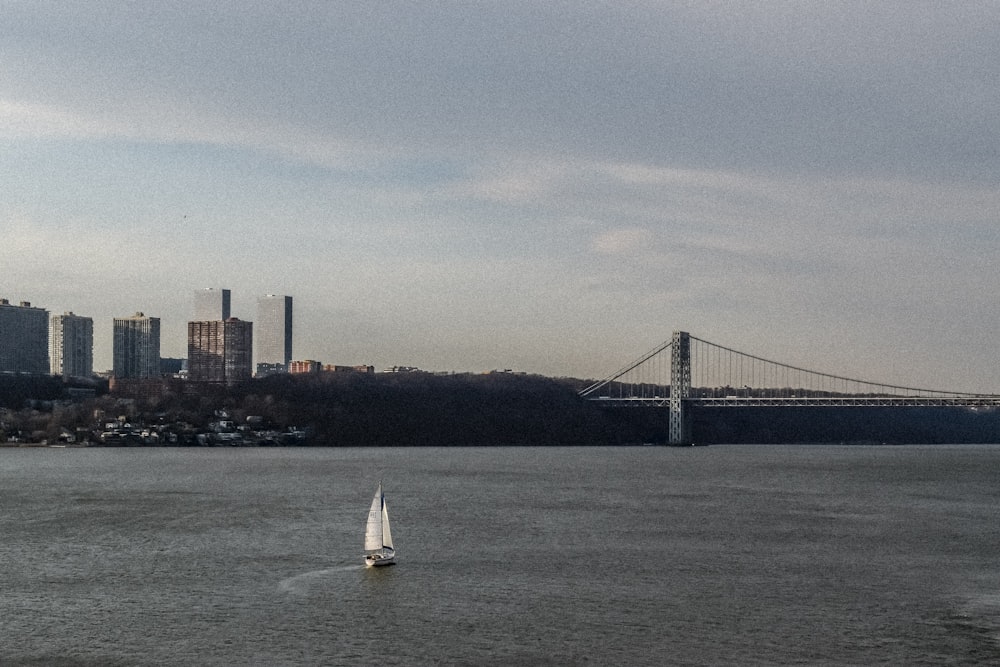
[{"x1": 3, "y1": 445, "x2": 1000, "y2": 666}]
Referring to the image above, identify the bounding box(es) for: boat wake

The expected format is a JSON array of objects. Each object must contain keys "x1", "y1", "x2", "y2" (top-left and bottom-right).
[
  {"x1": 949, "y1": 593, "x2": 1000, "y2": 650},
  {"x1": 278, "y1": 565, "x2": 362, "y2": 595}
]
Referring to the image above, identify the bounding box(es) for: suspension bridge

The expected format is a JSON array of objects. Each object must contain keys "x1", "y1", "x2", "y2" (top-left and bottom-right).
[{"x1": 579, "y1": 331, "x2": 1000, "y2": 445}]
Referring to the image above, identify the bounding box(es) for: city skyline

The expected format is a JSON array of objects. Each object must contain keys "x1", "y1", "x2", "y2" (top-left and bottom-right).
[
  {"x1": 3, "y1": 4, "x2": 999, "y2": 392},
  {"x1": 2, "y1": 284, "x2": 1000, "y2": 392},
  {"x1": 3, "y1": 289, "x2": 300, "y2": 376}
]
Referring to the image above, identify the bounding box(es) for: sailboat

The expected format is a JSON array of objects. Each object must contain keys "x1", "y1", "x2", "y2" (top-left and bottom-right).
[{"x1": 364, "y1": 482, "x2": 396, "y2": 567}]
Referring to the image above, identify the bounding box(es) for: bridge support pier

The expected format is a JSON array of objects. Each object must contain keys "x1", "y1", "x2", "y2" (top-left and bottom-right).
[{"x1": 669, "y1": 331, "x2": 692, "y2": 445}]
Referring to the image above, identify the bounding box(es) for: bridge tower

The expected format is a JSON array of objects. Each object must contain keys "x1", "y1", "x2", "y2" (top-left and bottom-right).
[{"x1": 669, "y1": 331, "x2": 692, "y2": 445}]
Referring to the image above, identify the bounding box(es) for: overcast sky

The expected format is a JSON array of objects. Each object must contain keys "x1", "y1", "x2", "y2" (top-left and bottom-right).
[{"x1": 3, "y1": 2, "x2": 998, "y2": 391}]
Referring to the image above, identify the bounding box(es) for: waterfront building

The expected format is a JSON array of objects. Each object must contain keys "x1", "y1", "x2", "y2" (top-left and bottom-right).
[
  {"x1": 188, "y1": 318, "x2": 253, "y2": 384},
  {"x1": 255, "y1": 294, "x2": 292, "y2": 375},
  {"x1": 193, "y1": 288, "x2": 231, "y2": 321},
  {"x1": 50, "y1": 312, "x2": 94, "y2": 378},
  {"x1": 0, "y1": 298, "x2": 49, "y2": 374},
  {"x1": 113, "y1": 313, "x2": 161, "y2": 378}
]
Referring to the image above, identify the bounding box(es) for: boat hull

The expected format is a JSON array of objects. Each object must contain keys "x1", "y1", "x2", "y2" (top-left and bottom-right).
[
  {"x1": 365, "y1": 547, "x2": 396, "y2": 567},
  {"x1": 365, "y1": 554, "x2": 396, "y2": 567}
]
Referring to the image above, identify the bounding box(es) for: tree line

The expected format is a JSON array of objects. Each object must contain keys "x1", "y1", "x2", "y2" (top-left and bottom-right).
[{"x1": 1, "y1": 372, "x2": 997, "y2": 445}]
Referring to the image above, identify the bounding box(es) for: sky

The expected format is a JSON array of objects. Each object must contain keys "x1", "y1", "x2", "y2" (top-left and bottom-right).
[{"x1": 2, "y1": 2, "x2": 999, "y2": 392}]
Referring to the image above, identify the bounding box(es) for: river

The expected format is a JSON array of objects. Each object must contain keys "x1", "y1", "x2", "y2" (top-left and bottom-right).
[{"x1": 3, "y1": 445, "x2": 999, "y2": 665}]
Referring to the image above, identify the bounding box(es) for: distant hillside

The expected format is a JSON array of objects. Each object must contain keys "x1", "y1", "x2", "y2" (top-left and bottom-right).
[
  {"x1": 2, "y1": 373, "x2": 998, "y2": 445},
  {"x1": 233, "y1": 371, "x2": 644, "y2": 446}
]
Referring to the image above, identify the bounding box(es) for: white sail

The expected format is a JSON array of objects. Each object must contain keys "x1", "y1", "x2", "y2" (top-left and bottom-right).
[
  {"x1": 381, "y1": 502, "x2": 393, "y2": 550},
  {"x1": 364, "y1": 483, "x2": 383, "y2": 551}
]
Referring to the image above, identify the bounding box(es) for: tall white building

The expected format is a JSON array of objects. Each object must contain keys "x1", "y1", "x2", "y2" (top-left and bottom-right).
[
  {"x1": 255, "y1": 294, "x2": 292, "y2": 375},
  {"x1": 193, "y1": 288, "x2": 231, "y2": 321},
  {"x1": 113, "y1": 312, "x2": 161, "y2": 378},
  {"x1": 50, "y1": 312, "x2": 94, "y2": 378},
  {"x1": 0, "y1": 298, "x2": 49, "y2": 374}
]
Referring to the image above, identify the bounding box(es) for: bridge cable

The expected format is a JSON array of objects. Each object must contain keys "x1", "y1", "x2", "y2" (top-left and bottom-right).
[
  {"x1": 690, "y1": 335, "x2": 995, "y2": 398},
  {"x1": 578, "y1": 339, "x2": 674, "y2": 397}
]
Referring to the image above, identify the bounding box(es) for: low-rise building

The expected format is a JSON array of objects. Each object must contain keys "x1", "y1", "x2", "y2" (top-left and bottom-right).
[{"x1": 289, "y1": 360, "x2": 321, "y2": 374}]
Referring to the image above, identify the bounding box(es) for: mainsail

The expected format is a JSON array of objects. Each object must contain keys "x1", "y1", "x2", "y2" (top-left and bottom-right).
[
  {"x1": 365, "y1": 482, "x2": 392, "y2": 551},
  {"x1": 364, "y1": 483, "x2": 384, "y2": 551}
]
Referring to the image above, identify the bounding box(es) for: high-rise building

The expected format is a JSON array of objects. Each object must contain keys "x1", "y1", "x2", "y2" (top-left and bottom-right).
[
  {"x1": 0, "y1": 298, "x2": 49, "y2": 374},
  {"x1": 255, "y1": 294, "x2": 292, "y2": 375},
  {"x1": 50, "y1": 312, "x2": 94, "y2": 378},
  {"x1": 193, "y1": 288, "x2": 231, "y2": 321},
  {"x1": 188, "y1": 318, "x2": 253, "y2": 384},
  {"x1": 113, "y1": 313, "x2": 161, "y2": 378}
]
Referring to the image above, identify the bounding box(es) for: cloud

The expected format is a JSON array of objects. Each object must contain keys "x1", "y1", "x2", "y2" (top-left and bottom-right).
[
  {"x1": 0, "y1": 100, "x2": 106, "y2": 139},
  {"x1": 2, "y1": 2, "x2": 1000, "y2": 390},
  {"x1": 0, "y1": 97, "x2": 379, "y2": 171},
  {"x1": 5, "y1": 2, "x2": 998, "y2": 178},
  {"x1": 590, "y1": 228, "x2": 654, "y2": 256}
]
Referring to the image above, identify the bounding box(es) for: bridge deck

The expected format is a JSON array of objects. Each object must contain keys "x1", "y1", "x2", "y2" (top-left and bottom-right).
[{"x1": 591, "y1": 396, "x2": 1000, "y2": 408}]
